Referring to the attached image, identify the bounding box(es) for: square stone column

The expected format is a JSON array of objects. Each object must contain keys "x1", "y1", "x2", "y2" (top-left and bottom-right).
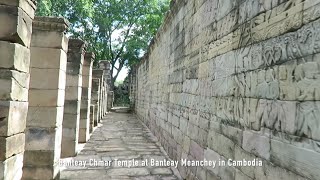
[
  {"x1": 100, "y1": 82, "x2": 105, "y2": 119},
  {"x1": 92, "y1": 69, "x2": 104, "y2": 122},
  {"x1": 23, "y1": 17, "x2": 69, "y2": 180},
  {"x1": 89, "y1": 105, "x2": 95, "y2": 133},
  {"x1": 103, "y1": 84, "x2": 107, "y2": 115},
  {"x1": 98, "y1": 60, "x2": 112, "y2": 113},
  {"x1": 104, "y1": 85, "x2": 108, "y2": 114},
  {"x1": 61, "y1": 39, "x2": 85, "y2": 158},
  {"x1": 0, "y1": 1, "x2": 36, "y2": 180},
  {"x1": 91, "y1": 78, "x2": 100, "y2": 126},
  {"x1": 78, "y1": 52, "x2": 94, "y2": 143},
  {"x1": 107, "y1": 91, "x2": 114, "y2": 111}
]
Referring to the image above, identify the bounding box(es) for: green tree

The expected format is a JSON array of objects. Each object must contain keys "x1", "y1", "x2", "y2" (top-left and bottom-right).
[{"x1": 36, "y1": 0, "x2": 170, "y2": 88}]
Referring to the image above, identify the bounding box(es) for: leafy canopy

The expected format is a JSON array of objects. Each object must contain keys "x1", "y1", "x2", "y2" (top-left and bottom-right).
[{"x1": 36, "y1": 0, "x2": 170, "y2": 87}]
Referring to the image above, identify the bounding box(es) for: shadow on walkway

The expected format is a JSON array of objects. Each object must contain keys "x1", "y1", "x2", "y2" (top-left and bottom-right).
[{"x1": 60, "y1": 112, "x2": 181, "y2": 180}]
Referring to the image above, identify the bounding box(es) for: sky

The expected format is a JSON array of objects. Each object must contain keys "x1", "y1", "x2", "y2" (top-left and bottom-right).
[
  {"x1": 113, "y1": 61, "x2": 129, "y2": 81},
  {"x1": 111, "y1": 28, "x2": 130, "y2": 82}
]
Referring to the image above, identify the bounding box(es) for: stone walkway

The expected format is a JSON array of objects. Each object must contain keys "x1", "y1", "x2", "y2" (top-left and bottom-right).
[{"x1": 60, "y1": 112, "x2": 181, "y2": 180}]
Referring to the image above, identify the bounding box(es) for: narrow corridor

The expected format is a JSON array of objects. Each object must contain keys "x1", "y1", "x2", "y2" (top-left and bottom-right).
[{"x1": 60, "y1": 112, "x2": 181, "y2": 180}]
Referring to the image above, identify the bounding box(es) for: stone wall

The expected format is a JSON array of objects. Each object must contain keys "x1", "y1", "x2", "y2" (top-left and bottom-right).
[{"x1": 132, "y1": 0, "x2": 320, "y2": 179}]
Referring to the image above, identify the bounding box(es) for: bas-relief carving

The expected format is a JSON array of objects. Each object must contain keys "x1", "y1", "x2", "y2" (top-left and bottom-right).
[
  {"x1": 235, "y1": 44, "x2": 264, "y2": 73},
  {"x1": 211, "y1": 97, "x2": 261, "y2": 130},
  {"x1": 297, "y1": 102, "x2": 320, "y2": 141},
  {"x1": 256, "y1": 99, "x2": 320, "y2": 141},
  {"x1": 212, "y1": 51, "x2": 236, "y2": 79},
  {"x1": 216, "y1": 9, "x2": 238, "y2": 40},
  {"x1": 279, "y1": 54, "x2": 320, "y2": 101},
  {"x1": 200, "y1": 0, "x2": 218, "y2": 29},
  {"x1": 257, "y1": 100, "x2": 297, "y2": 134},
  {"x1": 239, "y1": 0, "x2": 305, "y2": 47},
  {"x1": 234, "y1": 18, "x2": 320, "y2": 78},
  {"x1": 205, "y1": 30, "x2": 240, "y2": 61},
  {"x1": 239, "y1": 0, "x2": 261, "y2": 24},
  {"x1": 303, "y1": 0, "x2": 320, "y2": 24}
]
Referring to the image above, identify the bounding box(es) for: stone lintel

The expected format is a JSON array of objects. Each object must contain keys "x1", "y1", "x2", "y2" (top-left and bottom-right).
[
  {"x1": 33, "y1": 16, "x2": 70, "y2": 33},
  {"x1": 68, "y1": 39, "x2": 86, "y2": 54},
  {"x1": 92, "y1": 69, "x2": 104, "y2": 78},
  {"x1": 84, "y1": 52, "x2": 95, "y2": 63},
  {"x1": 91, "y1": 78, "x2": 101, "y2": 92},
  {"x1": 98, "y1": 60, "x2": 111, "y2": 70}
]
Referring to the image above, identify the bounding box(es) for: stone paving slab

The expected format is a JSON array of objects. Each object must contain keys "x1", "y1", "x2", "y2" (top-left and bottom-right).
[{"x1": 60, "y1": 112, "x2": 181, "y2": 180}]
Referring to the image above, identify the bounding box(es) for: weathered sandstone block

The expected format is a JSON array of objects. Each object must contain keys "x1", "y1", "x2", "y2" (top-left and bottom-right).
[
  {"x1": 242, "y1": 130, "x2": 270, "y2": 160},
  {"x1": 0, "y1": 0, "x2": 36, "y2": 18},
  {"x1": 0, "y1": 134, "x2": 25, "y2": 161},
  {"x1": 0, "y1": 70, "x2": 29, "y2": 102},
  {"x1": 0, "y1": 5, "x2": 33, "y2": 47},
  {"x1": 0, "y1": 41, "x2": 30, "y2": 73},
  {"x1": 28, "y1": 89, "x2": 65, "y2": 107},
  {"x1": 30, "y1": 48, "x2": 67, "y2": 70},
  {"x1": 25, "y1": 127, "x2": 62, "y2": 152},
  {"x1": 0, "y1": 101, "x2": 28, "y2": 137},
  {"x1": 0, "y1": 153, "x2": 24, "y2": 180},
  {"x1": 27, "y1": 107, "x2": 64, "y2": 128},
  {"x1": 29, "y1": 68, "x2": 66, "y2": 90},
  {"x1": 271, "y1": 139, "x2": 320, "y2": 179}
]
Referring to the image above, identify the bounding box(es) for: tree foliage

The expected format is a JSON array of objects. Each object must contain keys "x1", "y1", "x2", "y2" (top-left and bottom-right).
[{"x1": 36, "y1": 0, "x2": 170, "y2": 88}]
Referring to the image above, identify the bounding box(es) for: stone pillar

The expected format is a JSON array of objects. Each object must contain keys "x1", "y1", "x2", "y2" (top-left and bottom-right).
[
  {"x1": 0, "y1": 1, "x2": 36, "y2": 179},
  {"x1": 98, "y1": 61, "x2": 112, "y2": 113},
  {"x1": 91, "y1": 78, "x2": 100, "y2": 126},
  {"x1": 103, "y1": 84, "x2": 108, "y2": 114},
  {"x1": 78, "y1": 52, "x2": 94, "y2": 143},
  {"x1": 89, "y1": 105, "x2": 95, "y2": 133},
  {"x1": 61, "y1": 39, "x2": 85, "y2": 157},
  {"x1": 23, "y1": 17, "x2": 69, "y2": 180},
  {"x1": 100, "y1": 82, "x2": 105, "y2": 118},
  {"x1": 107, "y1": 91, "x2": 114, "y2": 111},
  {"x1": 92, "y1": 69, "x2": 104, "y2": 122}
]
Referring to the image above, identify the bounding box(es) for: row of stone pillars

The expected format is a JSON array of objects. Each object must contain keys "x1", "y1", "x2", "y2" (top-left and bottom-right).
[{"x1": 0, "y1": 1, "x2": 113, "y2": 179}]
